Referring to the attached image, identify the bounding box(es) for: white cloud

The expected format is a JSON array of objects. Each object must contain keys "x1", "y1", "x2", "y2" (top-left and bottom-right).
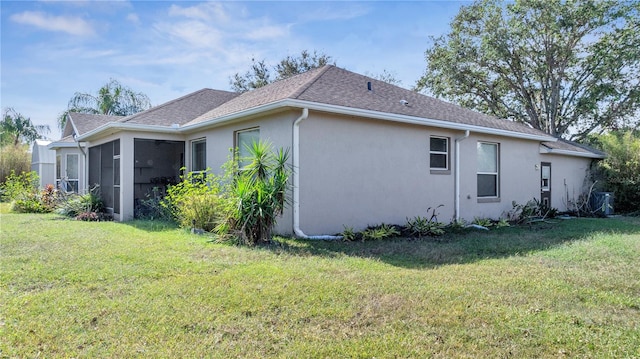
[
  {"x1": 168, "y1": 2, "x2": 228, "y2": 22},
  {"x1": 245, "y1": 24, "x2": 290, "y2": 40},
  {"x1": 126, "y1": 13, "x2": 140, "y2": 24},
  {"x1": 10, "y1": 11, "x2": 95, "y2": 36}
]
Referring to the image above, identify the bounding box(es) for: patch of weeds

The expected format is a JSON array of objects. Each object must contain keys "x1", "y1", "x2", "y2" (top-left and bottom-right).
[{"x1": 361, "y1": 224, "x2": 401, "y2": 241}]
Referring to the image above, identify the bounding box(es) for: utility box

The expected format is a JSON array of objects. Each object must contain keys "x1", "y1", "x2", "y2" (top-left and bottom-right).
[{"x1": 590, "y1": 192, "x2": 614, "y2": 216}]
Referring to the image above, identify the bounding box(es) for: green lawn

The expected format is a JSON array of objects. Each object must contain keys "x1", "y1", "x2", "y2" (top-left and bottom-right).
[{"x1": 1, "y1": 210, "x2": 639, "y2": 358}]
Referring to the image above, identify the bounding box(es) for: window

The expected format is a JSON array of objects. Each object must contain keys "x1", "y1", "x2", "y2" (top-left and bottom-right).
[
  {"x1": 66, "y1": 154, "x2": 79, "y2": 193},
  {"x1": 430, "y1": 136, "x2": 449, "y2": 170},
  {"x1": 191, "y1": 138, "x2": 206, "y2": 172},
  {"x1": 477, "y1": 142, "x2": 499, "y2": 198},
  {"x1": 235, "y1": 128, "x2": 260, "y2": 169}
]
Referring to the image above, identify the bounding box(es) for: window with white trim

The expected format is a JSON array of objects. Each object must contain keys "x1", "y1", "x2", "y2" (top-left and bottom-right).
[
  {"x1": 235, "y1": 128, "x2": 260, "y2": 169},
  {"x1": 477, "y1": 142, "x2": 499, "y2": 198},
  {"x1": 430, "y1": 136, "x2": 449, "y2": 170},
  {"x1": 191, "y1": 138, "x2": 207, "y2": 172},
  {"x1": 66, "y1": 153, "x2": 79, "y2": 193}
]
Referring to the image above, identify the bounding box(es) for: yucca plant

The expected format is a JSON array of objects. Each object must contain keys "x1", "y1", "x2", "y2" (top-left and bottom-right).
[{"x1": 229, "y1": 140, "x2": 291, "y2": 245}]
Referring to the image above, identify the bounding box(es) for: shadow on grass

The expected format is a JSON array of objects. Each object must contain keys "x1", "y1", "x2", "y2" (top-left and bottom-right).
[{"x1": 265, "y1": 217, "x2": 640, "y2": 269}]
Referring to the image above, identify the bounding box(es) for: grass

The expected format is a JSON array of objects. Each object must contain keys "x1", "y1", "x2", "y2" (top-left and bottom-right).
[{"x1": 1, "y1": 209, "x2": 639, "y2": 358}]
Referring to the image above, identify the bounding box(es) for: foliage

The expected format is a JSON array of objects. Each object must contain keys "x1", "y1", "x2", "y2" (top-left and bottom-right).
[
  {"x1": 58, "y1": 79, "x2": 152, "y2": 130},
  {"x1": 508, "y1": 198, "x2": 558, "y2": 223},
  {"x1": 361, "y1": 224, "x2": 401, "y2": 241},
  {"x1": 341, "y1": 226, "x2": 358, "y2": 242},
  {"x1": 586, "y1": 130, "x2": 640, "y2": 213},
  {"x1": 161, "y1": 171, "x2": 225, "y2": 232},
  {"x1": 75, "y1": 211, "x2": 100, "y2": 221},
  {"x1": 160, "y1": 142, "x2": 292, "y2": 245},
  {"x1": 416, "y1": 0, "x2": 640, "y2": 140},
  {"x1": 225, "y1": 141, "x2": 292, "y2": 245},
  {"x1": 230, "y1": 50, "x2": 335, "y2": 92},
  {"x1": 365, "y1": 69, "x2": 403, "y2": 86},
  {"x1": 472, "y1": 217, "x2": 494, "y2": 228},
  {"x1": 0, "y1": 171, "x2": 53, "y2": 213},
  {"x1": 56, "y1": 189, "x2": 104, "y2": 218},
  {"x1": 0, "y1": 144, "x2": 30, "y2": 185},
  {"x1": 1, "y1": 108, "x2": 50, "y2": 146},
  {"x1": 405, "y1": 205, "x2": 446, "y2": 237},
  {"x1": 0, "y1": 170, "x2": 39, "y2": 202}
]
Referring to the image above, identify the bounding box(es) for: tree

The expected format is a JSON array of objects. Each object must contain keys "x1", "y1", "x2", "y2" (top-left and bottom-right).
[
  {"x1": 587, "y1": 130, "x2": 640, "y2": 213},
  {"x1": 366, "y1": 69, "x2": 403, "y2": 86},
  {"x1": 230, "y1": 50, "x2": 334, "y2": 93},
  {"x1": 58, "y1": 79, "x2": 152, "y2": 130},
  {"x1": 1, "y1": 108, "x2": 50, "y2": 146},
  {"x1": 415, "y1": 0, "x2": 640, "y2": 141}
]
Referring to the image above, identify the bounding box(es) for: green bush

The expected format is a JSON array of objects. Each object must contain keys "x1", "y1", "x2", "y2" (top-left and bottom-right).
[
  {"x1": 0, "y1": 144, "x2": 30, "y2": 185},
  {"x1": 56, "y1": 190, "x2": 104, "y2": 218},
  {"x1": 587, "y1": 130, "x2": 640, "y2": 213},
  {"x1": 161, "y1": 171, "x2": 227, "y2": 232},
  {"x1": 0, "y1": 170, "x2": 53, "y2": 213},
  {"x1": 361, "y1": 224, "x2": 401, "y2": 241},
  {"x1": 225, "y1": 142, "x2": 291, "y2": 245}
]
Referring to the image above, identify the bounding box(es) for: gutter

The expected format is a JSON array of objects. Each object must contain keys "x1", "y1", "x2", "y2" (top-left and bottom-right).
[
  {"x1": 454, "y1": 130, "x2": 470, "y2": 221},
  {"x1": 292, "y1": 108, "x2": 342, "y2": 240}
]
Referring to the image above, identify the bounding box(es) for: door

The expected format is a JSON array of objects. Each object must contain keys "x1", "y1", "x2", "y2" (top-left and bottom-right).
[{"x1": 540, "y1": 162, "x2": 551, "y2": 208}]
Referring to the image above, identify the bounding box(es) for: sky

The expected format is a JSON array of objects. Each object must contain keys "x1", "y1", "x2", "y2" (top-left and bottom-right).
[{"x1": 1, "y1": 0, "x2": 468, "y2": 140}]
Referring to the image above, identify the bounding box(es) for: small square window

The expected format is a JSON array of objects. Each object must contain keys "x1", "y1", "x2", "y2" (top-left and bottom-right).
[
  {"x1": 430, "y1": 136, "x2": 449, "y2": 170},
  {"x1": 235, "y1": 128, "x2": 260, "y2": 169}
]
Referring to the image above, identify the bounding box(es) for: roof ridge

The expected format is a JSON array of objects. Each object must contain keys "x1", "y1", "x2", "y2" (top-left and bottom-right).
[{"x1": 290, "y1": 65, "x2": 334, "y2": 99}]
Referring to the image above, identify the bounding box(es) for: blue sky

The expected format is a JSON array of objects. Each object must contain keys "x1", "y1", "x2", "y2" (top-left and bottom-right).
[{"x1": 1, "y1": 1, "x2": 467, "y2": 139}]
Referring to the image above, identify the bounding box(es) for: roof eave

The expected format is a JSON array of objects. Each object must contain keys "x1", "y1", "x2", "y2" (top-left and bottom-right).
[
  {"x1": 539, "y1": 146, "x2": 606, "y2": 159},
  {"x1": 184, "y1": 99, "x2": 556, "y2": 142},
  {"x1": 76, "y1": 122, "x2": 181, "y2": 141}
]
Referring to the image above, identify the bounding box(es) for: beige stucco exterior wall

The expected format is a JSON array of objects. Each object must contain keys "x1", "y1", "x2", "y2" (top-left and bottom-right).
[
  {"x1": 298, "y1": 112, "x2": 458, "y2": 235},
  {"x1": 539, "y1": 154, "x2": 592, "y2": 211},
  {"x1": 187, "y1": 110, "x2": 298, "y2": 235}
]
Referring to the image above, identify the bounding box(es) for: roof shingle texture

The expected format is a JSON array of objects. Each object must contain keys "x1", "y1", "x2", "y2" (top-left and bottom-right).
[
  {"x1": 189, "y1": 65, "x2": 549, "y2": 138},
  {"x1": 121, "y1": 88, "x2": 238, "y2": 126},
  {"x1": 67, "y1": 113, "x2": 124, "y2": 136}
]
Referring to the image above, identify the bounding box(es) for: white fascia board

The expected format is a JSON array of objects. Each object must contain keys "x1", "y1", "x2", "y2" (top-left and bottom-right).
[
  {"x1": 289, "y1": 99, "x2": 557, "y2": 142},
  {"x1": 184, "y1": 99, "x2": 556, "y2": 142},
  {"x1": 47, "y1": 141, "x2": 81, "y2": 149},
  {"x1": 539, "y1": 146, "x2": 606, "y2": 159},
  {"x1": 75, "y1": 122, "x2": 181, "y2": 141}
]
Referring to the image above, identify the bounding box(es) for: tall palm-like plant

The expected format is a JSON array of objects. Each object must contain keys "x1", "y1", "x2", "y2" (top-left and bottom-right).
[
  {"x1": 58, "y1": 79, "x2": 151, "y2": 130},
  {"x1": 1, "y1": 108, "x2": 50, "y2": 146}
]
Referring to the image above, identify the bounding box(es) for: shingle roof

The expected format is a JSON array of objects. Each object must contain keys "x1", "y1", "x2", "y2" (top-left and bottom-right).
[
  {"x1": 121, "y1": 88, "x2": 238, "y2": 126},
  {"x1": 541, "y1": 139, "x2": 606, "y2": 158},
  {"x1": 188, "y1": 65, "x2": 549, "y2": 138},
  {"x1": 67, "y1": 112, "x2": 124, "y2": 136}
]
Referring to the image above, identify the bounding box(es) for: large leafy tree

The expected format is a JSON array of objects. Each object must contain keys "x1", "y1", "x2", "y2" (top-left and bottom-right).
[
  {"x1": 230, "y1": 50, "x2": 335, "y2": 93},
  {"x1": 58, "y1": 79, "x2": 152, "y2": 130},
  {"x1": 415, "y1": 0, "x2": 640, "y2": 140},
  {"x1": 1, "y1": 108, "x2": 50, "y2": 146}
]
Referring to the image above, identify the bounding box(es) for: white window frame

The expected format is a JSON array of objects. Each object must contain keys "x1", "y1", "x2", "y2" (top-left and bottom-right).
[
  {"x1": 477, "y1": 141, "x2": 499, "y2": 198},
  {"x1": 235, "y1": 127, "x2": 260, "y2": 169},
  {"x1": 191, "y1": 138, "x2": 207, "y2": 173},
  {"x1": 429, "y1": 136, "x2": 449, "y2": 171},
  {"x1": 65, "y1": 153, "x2": 79, "y2": 193}
]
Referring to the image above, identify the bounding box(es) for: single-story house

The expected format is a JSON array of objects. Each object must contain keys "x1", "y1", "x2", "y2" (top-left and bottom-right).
[{"x1": 49, "y1": 65, "x2": 604, "y2": 236}]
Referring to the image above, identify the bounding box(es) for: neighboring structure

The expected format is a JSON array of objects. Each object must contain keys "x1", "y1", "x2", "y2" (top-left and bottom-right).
[
  {"x1": 49, "y1": 65, "x2": 604, "y2": 236},
  {"x1": 31, "y1": 140, "x2": 56, "y2": 188}
]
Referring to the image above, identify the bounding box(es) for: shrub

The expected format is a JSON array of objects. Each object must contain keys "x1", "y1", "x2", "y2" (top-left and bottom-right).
[
  {"x1": 0, "y1": 144, "x2": 30, "y2": 185},
  {"x1": 161, "y1": 171, "x2": 225, "y2": 232},
  {"x1": 361, "y1": 224, "x2": 401, "y2": 241},
  {"x1": 76, "y1": 211, "x2": 100, "y2": 221},
  {"x1": 57, "y1": 189, "x2": 104, "y2": 218},
  {"x1": 587, "y1": 130, "x2": 640, "y2": 213},
  {"x1": 0, "y1": 170, "x2": 39, "y2": 202},
  {"x1": 406, "y1": 216, "x2": 445, "y2": 237},
  {"x1": 224, "y1": 142, "x2": 291, "y2": 245}
]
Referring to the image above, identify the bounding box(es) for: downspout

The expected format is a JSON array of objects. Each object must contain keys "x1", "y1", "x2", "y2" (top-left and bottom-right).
[
  {"x1": 454, "y1": 130, "x2": 470, "y2": 221},
  {"x1": 292, "y1": 108, "x2": 342, "y2": 240},
  {"x1": 73, "y1": 133, "x2": 87, "y2": 193}
]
